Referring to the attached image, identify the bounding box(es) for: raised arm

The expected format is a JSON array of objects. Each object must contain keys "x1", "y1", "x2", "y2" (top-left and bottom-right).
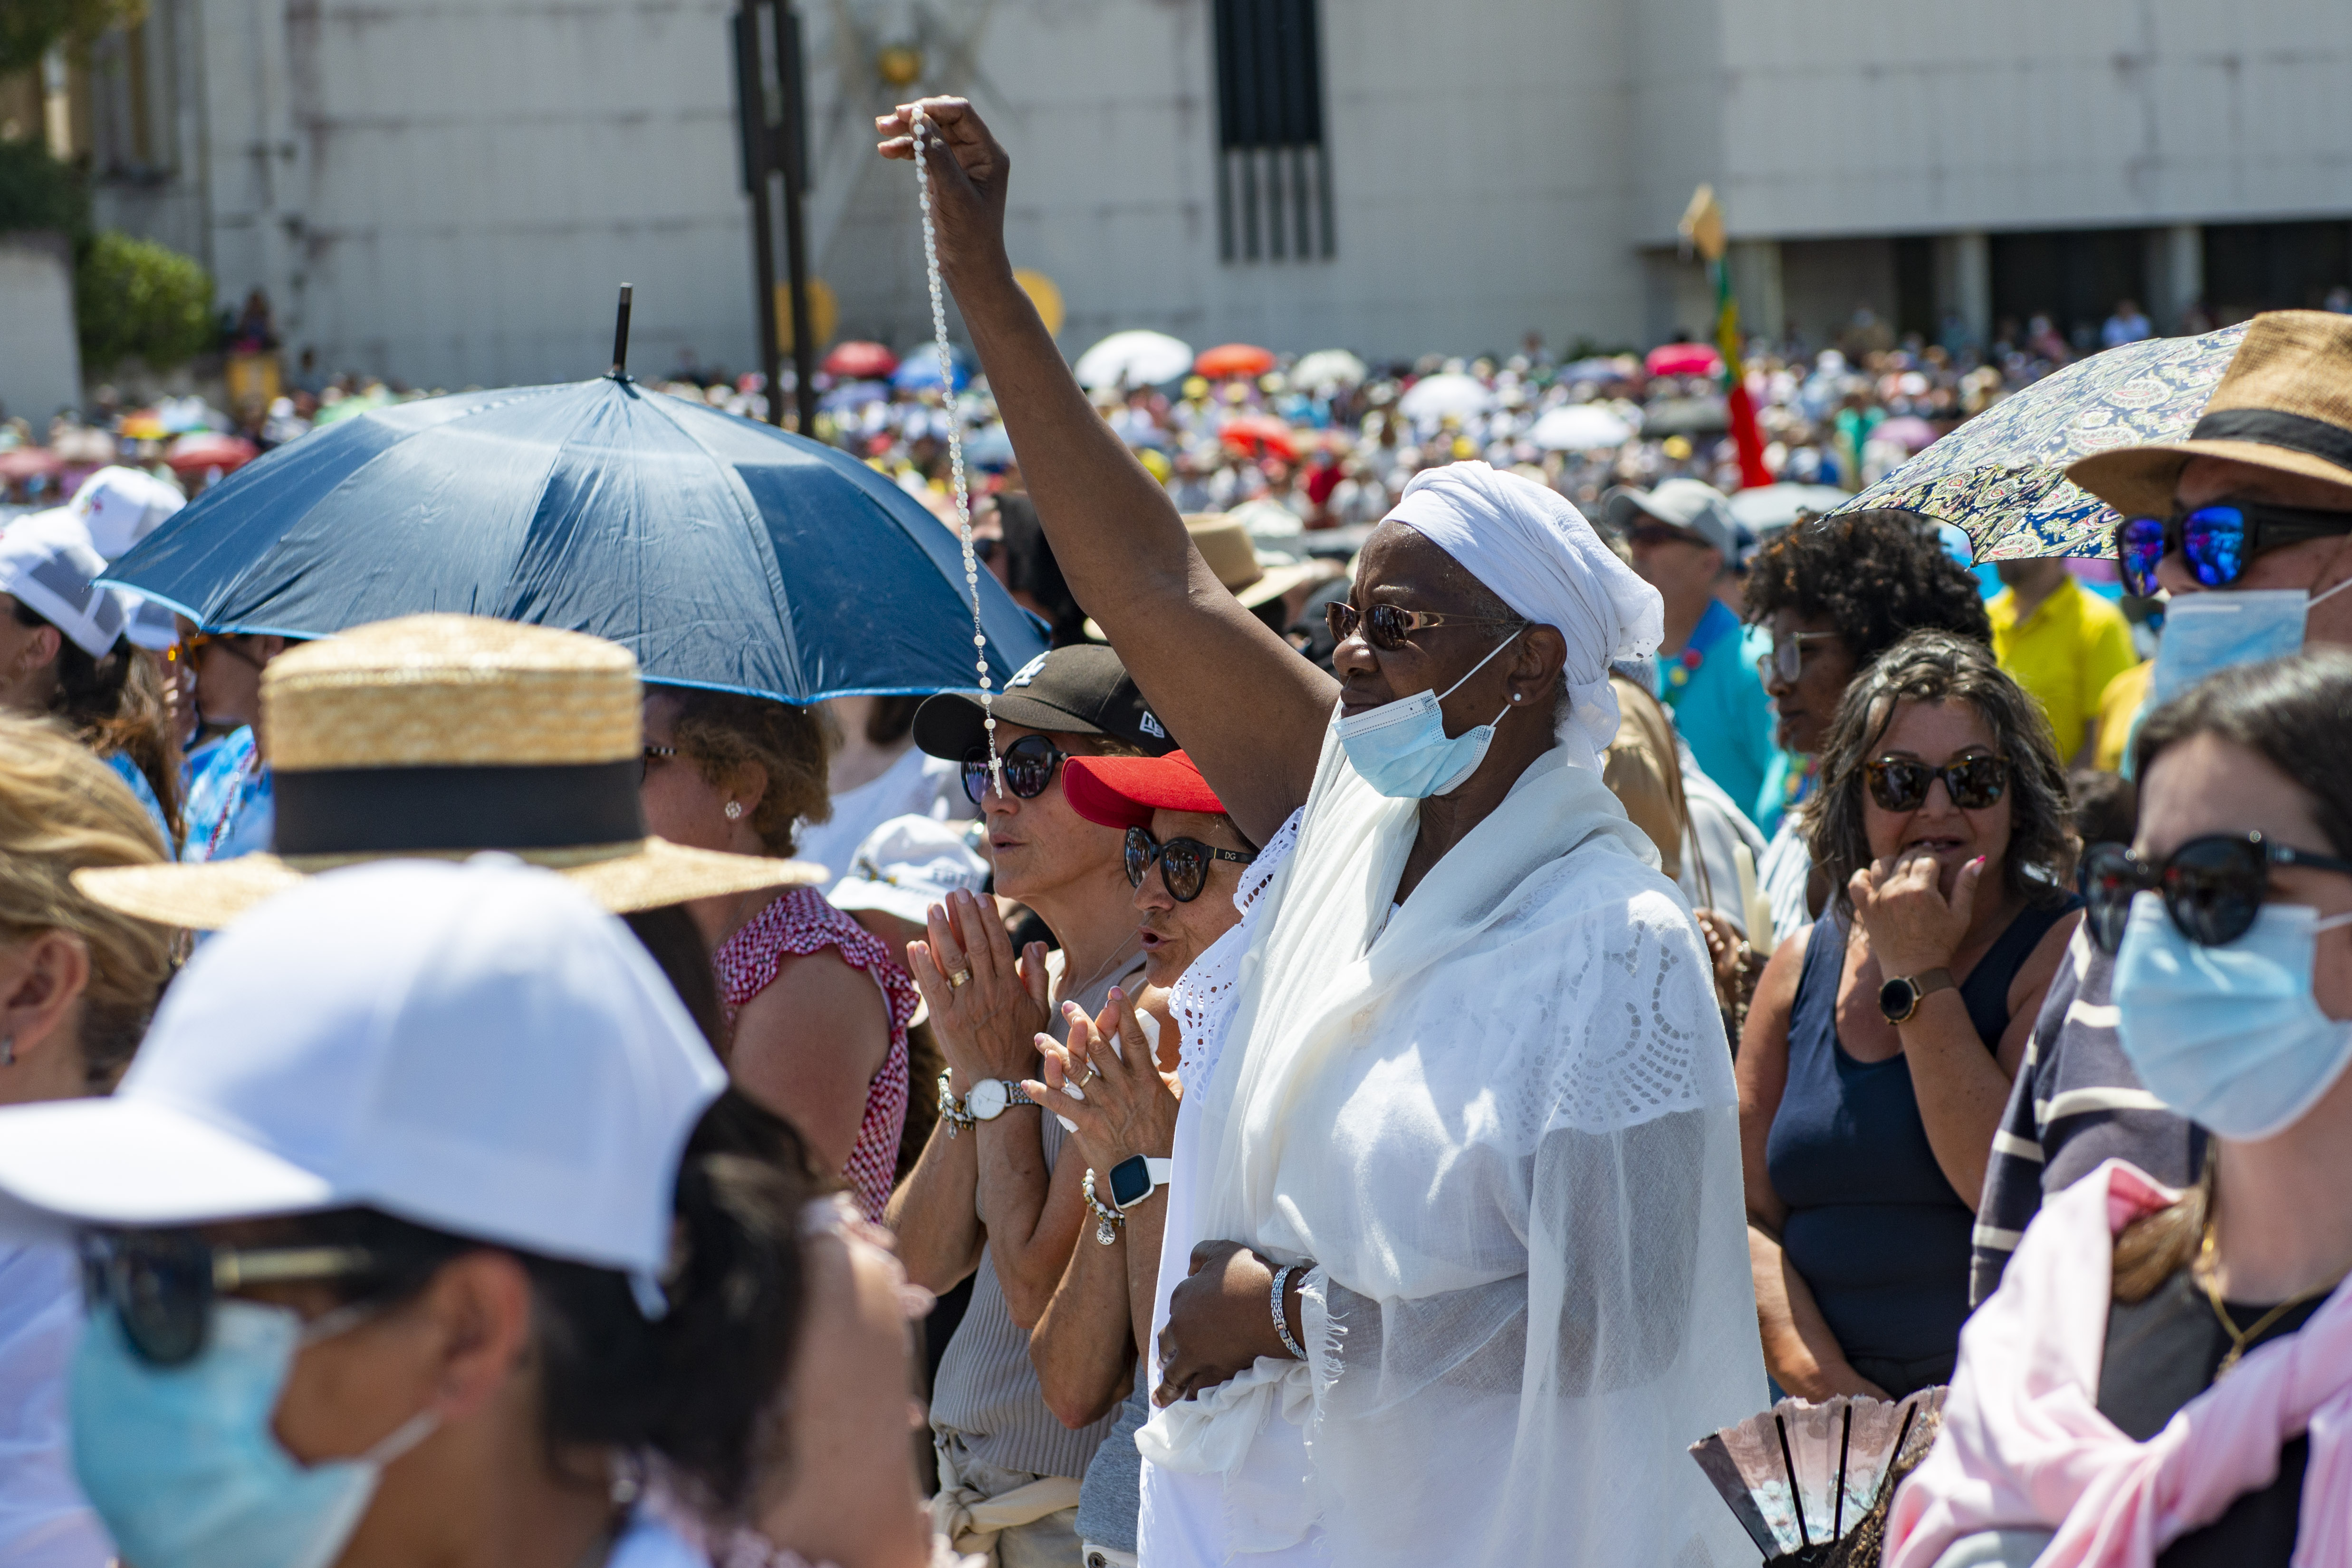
[{"x1": 876, "y1": 98, "x2": 1334, "y2": 845}]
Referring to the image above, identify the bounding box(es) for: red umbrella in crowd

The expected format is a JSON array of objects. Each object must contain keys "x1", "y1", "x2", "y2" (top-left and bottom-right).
[
  {"x1": 164, "y1": 433, "x2": 260, "y2": 476},
  {"x1": 822, "y1": 341, "x2": 899, "y2": 380},
  {"x1": 1195, "y1": 343, "x2": 1277, "y2": 380},
  {"x1": 0, "y1": 448, "x2": 62, "y2": 483},
  {"x1": 1645, "y1": 342, "x2": 1724, "y2": 378},
  {"x1": 1219, "y1": 414, "x2": 1298, "y2": 462}
]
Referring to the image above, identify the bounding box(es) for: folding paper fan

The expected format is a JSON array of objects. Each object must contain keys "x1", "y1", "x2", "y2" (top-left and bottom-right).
[{"x1": 1688, "y1": 1388, "x2": 1946, "y2": 1563}]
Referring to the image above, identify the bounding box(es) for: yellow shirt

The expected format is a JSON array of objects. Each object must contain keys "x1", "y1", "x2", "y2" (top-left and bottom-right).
[
  {"x1": 2093, "y1": 659, "x2": 2155, "y2": 775},
  {"x1": 1987, "y1": 577, "x2": 2138, "y2": 762}
]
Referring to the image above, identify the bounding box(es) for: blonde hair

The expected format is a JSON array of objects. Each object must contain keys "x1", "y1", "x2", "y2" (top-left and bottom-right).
[{"x1": 0, "y1": 714, "x2": 174, "y2": 1087}]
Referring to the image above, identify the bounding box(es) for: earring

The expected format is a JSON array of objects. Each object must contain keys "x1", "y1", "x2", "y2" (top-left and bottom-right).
[
  {"x1": 724, "y1": 801, "x2": 744, "y2": 821},
  {"x1": 1510, "y1": 693, "x2": 1523, "y2": 703}
]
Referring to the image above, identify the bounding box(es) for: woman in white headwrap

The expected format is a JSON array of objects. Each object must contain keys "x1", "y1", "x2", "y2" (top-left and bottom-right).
[{"x1": 880, "y1": 100, "x2": 1764, "y2": 1568}]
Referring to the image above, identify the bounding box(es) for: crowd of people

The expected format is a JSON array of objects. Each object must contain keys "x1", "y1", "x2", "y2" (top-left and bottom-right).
[{"x1": 1, "y1": 90, "x2": 2351, "y2": 1568}]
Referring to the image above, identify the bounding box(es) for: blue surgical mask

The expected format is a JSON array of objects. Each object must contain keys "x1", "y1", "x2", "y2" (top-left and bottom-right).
[
  {"x1": 2112, "y1": 892, "x2": 2352, "y2": 1140},
  {"x1": 1334, "y1": 628, "x2": 1523, "y2": 799},
  {"x1": 71, "y1": 1299, "x2": 438, "y2": 1568},
  {"x1": 2150, "y1": 577, "x2": 2352, "y2": 706}
]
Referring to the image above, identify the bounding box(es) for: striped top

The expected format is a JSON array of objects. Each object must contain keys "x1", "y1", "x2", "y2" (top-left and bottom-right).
[
  {"x1": 930, "y1": 947, "x2": 1148, "y2": 1482},
  {"x1": 714, "y1": 887, "x2": 918, "y2": 1225},
  {"x1": 1968, "y1": 924, "x2": 2207, "y2": 1305}
]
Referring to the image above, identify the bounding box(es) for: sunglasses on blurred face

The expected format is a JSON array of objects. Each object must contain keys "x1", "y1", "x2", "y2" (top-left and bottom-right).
[
  {"x1": 2083, "y1": 832, "x2": 2352, "y2": 954},
  {"x1": 2112, "y1": 501, "x2": 2352, "y2": 596},
  {"x1": 1124, "y1": 825, "x2": 1256, "y2": 903}
]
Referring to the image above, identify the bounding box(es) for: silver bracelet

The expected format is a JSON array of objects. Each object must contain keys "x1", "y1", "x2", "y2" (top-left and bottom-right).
[{"x1": 1269, "y1": 1262, "x2": 1307, "y2": 1359}]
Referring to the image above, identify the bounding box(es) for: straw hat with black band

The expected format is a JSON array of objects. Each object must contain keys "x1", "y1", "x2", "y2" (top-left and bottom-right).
[
  {"x1": 76, "y1": 615, "x2": 823, "y2": 929},
  {"x1": 2067, "y1": 310, "x2": 2352, "y2": 518},
  {"x1": 1081, "y1": 513, "x2": 1334, "y2": 642}
]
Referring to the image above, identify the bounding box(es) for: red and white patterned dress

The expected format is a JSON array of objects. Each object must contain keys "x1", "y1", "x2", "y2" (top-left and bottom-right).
[{"x1": 713, "y1": 887, "x2": 918, "y2": 1223}]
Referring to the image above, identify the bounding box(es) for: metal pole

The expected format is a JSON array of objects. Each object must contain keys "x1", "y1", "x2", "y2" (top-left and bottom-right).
[
  {"x1": 734, "y1": 5, "x2": 785, "y2": 425},
  {"x1": 774, "y1": 0, "x2": 818, "y2": 435},
  {"x1": 609, "y1": 284, "x2": 634, "y2": 377}
]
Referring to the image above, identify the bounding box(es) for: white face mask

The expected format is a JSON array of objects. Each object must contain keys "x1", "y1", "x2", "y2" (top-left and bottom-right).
[
  {"x1": 2151, "y1": 576, "x2": 2352, "y2": 706},
  {"x1": 1333, "y1": 628, "x2": 1524, "y2": 799}
]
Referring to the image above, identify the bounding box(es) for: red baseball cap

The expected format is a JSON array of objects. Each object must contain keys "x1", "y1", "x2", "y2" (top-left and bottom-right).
[{"x1": 1061, "y1": 749, "x2": 1227, "y2": 832}]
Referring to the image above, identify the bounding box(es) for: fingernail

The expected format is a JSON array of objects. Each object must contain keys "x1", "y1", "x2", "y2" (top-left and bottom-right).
[{"x1": 1108, "y1": 987, "x2": 1124, "y2": 1003}]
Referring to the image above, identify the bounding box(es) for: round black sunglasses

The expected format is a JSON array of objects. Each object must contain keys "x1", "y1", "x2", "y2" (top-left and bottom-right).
[
  {"x1": 961, "y1": 734, "x2": 1069, "y2": 805},
  {"x1": 2082, "y1": 832, "x2": 2352, "y2": 955},
  {"x1": 1124, "y1": 825, "x2": 1256, "y2": 903}
]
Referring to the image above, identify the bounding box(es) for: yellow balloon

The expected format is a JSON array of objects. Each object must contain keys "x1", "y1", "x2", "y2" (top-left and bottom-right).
[
  {"x1": 1014, "y1": 269, "x2": 1065, "y2": 338},
  {"x1": 775, "y1": 277, "x2": 840, "y2": 354}
]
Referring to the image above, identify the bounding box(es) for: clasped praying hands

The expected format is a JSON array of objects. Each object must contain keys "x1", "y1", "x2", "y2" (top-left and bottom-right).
[{"x1": 905, "y1": 887, "x2": 1051, "y2": 1085}]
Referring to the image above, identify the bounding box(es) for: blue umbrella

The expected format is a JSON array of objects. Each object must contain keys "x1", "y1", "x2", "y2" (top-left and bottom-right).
[
  {"x1": 891, "y1": 342, "x2": 971, "y2": 393},
  {"x1": 101, "y1": 376, "x2": 1046, "y2": 702}
]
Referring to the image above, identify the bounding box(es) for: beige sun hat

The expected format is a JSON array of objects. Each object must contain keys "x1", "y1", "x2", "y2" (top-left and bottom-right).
[
  {"x1": 2066, "y1": 310, "x2": 2352, "y2": 519},
  {"x1": 1083, "y1": 512, "x2": 1336, "y2": 640},
  {"x1": 75, "y1": 615, "x2": 824, "y2": 929}
]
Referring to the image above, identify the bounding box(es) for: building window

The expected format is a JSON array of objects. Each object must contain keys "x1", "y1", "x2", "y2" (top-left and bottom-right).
[{"x1": 1212, "y1": 0, "x2": 1333, "y2": 263}]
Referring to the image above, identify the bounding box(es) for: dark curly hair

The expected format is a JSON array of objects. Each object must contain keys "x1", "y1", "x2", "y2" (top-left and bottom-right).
[
  {"x1": 1743, "y1": 509, "x2": 1992, "y2": 664},
  {"x1": 1808, "y1": 630, "x2": 2076, "y2": 920}
]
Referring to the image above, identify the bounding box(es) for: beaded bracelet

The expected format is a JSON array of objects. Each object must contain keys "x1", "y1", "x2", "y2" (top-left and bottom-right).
[
  {"x1": 1080, "y1": 1169, "x2": 1124, "y2": 1247},
  {"x1": 1269, "y1": 1263, "x2": 1307, "y2": 1360}
]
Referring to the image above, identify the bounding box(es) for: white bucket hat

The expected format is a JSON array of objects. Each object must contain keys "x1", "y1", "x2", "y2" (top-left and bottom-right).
[
  {"x1": 0, "y1": 856, "x2": 727, "y2": 1309},
  {"x1": 0, "y1": 513, "x2": 126, "y2": 657},
  {"x1": 828, "y1": 814, "x2": 990, "y2": 929}
]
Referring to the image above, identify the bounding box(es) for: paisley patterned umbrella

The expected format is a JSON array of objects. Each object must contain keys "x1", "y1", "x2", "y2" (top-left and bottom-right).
[{"x1": 1834, "y1": 323, "x2": 2248, "y2": 561}]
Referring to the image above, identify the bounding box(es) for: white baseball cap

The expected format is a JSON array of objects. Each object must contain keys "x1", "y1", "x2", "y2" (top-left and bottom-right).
[
  {"x1": 0, "y1": 856, "x2": 727, "y2": 1308},
  {"x1": 1603, "y1": 478, "x2": 1738, "y2": 558},
  {"x1": 70, "y1": 465, "x2": 185, "y2": 559},
  {"x1": 0, "y1": 514, "x2": 126, "y2": 657},
  {"x1": 828, "y1": 814, "x2": 990, "y2": 929}
]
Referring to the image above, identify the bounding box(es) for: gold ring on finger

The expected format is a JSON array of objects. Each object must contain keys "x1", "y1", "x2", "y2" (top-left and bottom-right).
[{"x1": 949, "y1": 968, "x2": 972, "y2": 989}]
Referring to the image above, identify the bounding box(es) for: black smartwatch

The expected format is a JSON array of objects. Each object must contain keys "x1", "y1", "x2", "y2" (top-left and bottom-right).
[
  {"x1": 1106, "y1": 1154, "x2": 1173, "y2": 1211},
  {"x1": 1877, "y1": 967, "x2": 1955, "y2": 1025}
]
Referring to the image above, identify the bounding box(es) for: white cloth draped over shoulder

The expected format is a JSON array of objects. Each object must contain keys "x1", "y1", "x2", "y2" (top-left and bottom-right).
[{"x1": 1135, "y1": 716, "x2": 1766, "y2": 1567}]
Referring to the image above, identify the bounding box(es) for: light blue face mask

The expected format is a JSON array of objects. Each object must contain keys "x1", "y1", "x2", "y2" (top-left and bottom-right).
[
  {"x1": 2112, "y1": 892, "x2": 2352, "y2": 1141},
  {"x1": 71, "y1": 1299, "x2": 438, "y2": 1568},
  {"x1": 2150, "y1": 577, "x2": 2352, "y2": 706},
  {"x1": 1334, "y1": 627, "x2": 1524, "y2": 799}
]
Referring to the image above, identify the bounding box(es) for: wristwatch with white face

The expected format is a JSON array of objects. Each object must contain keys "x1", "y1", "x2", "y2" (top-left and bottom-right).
[
  {"x1": 1107, "y1": 1154, "x2": 1174, "y2": 1211},
  {"x1": 966, "y1": 1077, "x2": 1037, "y2": 1122}
]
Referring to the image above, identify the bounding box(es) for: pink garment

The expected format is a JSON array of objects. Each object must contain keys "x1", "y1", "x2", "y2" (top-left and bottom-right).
[
  {"x1": 714, "y1": 888, "x2": 917, "y2": 1224},
  {"x1": 1886, "y1": 1158, "x2": 2352, "y2": 1568}
]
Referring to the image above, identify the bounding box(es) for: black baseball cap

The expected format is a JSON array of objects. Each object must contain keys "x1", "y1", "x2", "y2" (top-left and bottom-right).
[{"x1": 913, "y1": 645, "x2": 1176, "y2": 760}]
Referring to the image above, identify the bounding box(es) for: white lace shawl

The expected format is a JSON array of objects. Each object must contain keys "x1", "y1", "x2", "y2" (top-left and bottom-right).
[
  {"x1": 1167, "y1": 809, "x2": 1301, "y2": 1091},
  {"x1": 1137, "y1": 715, "x2": 1765, "y2": 1568}
]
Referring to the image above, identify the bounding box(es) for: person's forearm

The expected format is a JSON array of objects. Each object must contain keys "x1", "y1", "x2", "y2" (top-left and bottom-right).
[
  {"x1": 1899, "y1": 992, "x2": 2015, "y2": 1210},
  {"x1": 1122, "y1": 1193, "x2": 1167, "y2": 1358},
  {"x1": 1029, "y1": 1223, "x2": 1140, "y2": 1429},
  {"x1": 885, "y1": 1119, "x2": 983, "y2": 1294},
  {"x1": 943, "y1": 252, "x2": 1192, "y2": 632},
  {"x1": 1748, "y1": 1225, "x2": 1882, "y2": 1399},
  {"x1": 972, "y1": 1107, "x2": 1067, "y2": 1328}
]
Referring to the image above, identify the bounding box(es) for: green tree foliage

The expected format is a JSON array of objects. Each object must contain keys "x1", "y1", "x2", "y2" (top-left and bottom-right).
[
  {"x1": 0, "y1": 135, "x2": 88, "y2": 236},
  {"x1": 0, "y1": 0, "x2": 146, "y2": 78},
  {"x1": 76, "y1": 229, "x2": 212, "y2": 370}
]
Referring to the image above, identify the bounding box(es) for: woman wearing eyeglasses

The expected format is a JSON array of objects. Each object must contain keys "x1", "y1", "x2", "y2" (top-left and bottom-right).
[
  {"x1": 1887, "y1": 649, "x2": 2352, "y2": 1568},
  {"x1": 637, "y1": 686, "x2": 916, "y2": 1225},
  {"x1": 0, "y1": 715, "x2": 172, "y2": 1568},
  {"x1": 1741, "y1": 631, "x2": 2081, "y2": 1399}
]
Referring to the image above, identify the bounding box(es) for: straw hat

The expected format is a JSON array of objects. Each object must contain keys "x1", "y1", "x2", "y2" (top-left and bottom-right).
[
  {"x1": 1083, "y1": 513, "x2": 1334, "y2": 640},
  {"x1": 76, "y1": 615, "x2": 824, "y2": 928},
  {"x1": 2067, "y1": 310, "x2": 2352, "y2": 518}
]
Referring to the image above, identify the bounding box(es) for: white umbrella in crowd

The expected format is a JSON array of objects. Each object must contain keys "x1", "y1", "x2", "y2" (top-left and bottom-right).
[
  {"x1": 1530, "y1": 403, "x2": 1636, "y2": 451},
  {"x1": 1290, "y1": 348, "x2": 1370, "y2": 392},
  {"x1": 1397, "y1": 372, "x2": 1497, "y2": 423},
  {"x1": 1074, "y1": 330, "x2": 1195, "y2": 391}
]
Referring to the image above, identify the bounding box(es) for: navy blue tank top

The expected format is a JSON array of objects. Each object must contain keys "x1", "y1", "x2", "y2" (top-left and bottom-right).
[{"x1": 1765, "y1": 899, "x2": 2074, "y2": 1393}]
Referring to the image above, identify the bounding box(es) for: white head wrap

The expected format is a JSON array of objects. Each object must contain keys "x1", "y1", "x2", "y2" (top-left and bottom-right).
[{"x1": 1386, "y1": 461, "x2": 1663, "y2": 769}]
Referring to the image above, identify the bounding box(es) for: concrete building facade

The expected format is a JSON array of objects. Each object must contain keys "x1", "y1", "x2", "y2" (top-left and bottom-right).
[{"x1": 61, "y1": 0, "x2": 2352, "y2": 390}]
